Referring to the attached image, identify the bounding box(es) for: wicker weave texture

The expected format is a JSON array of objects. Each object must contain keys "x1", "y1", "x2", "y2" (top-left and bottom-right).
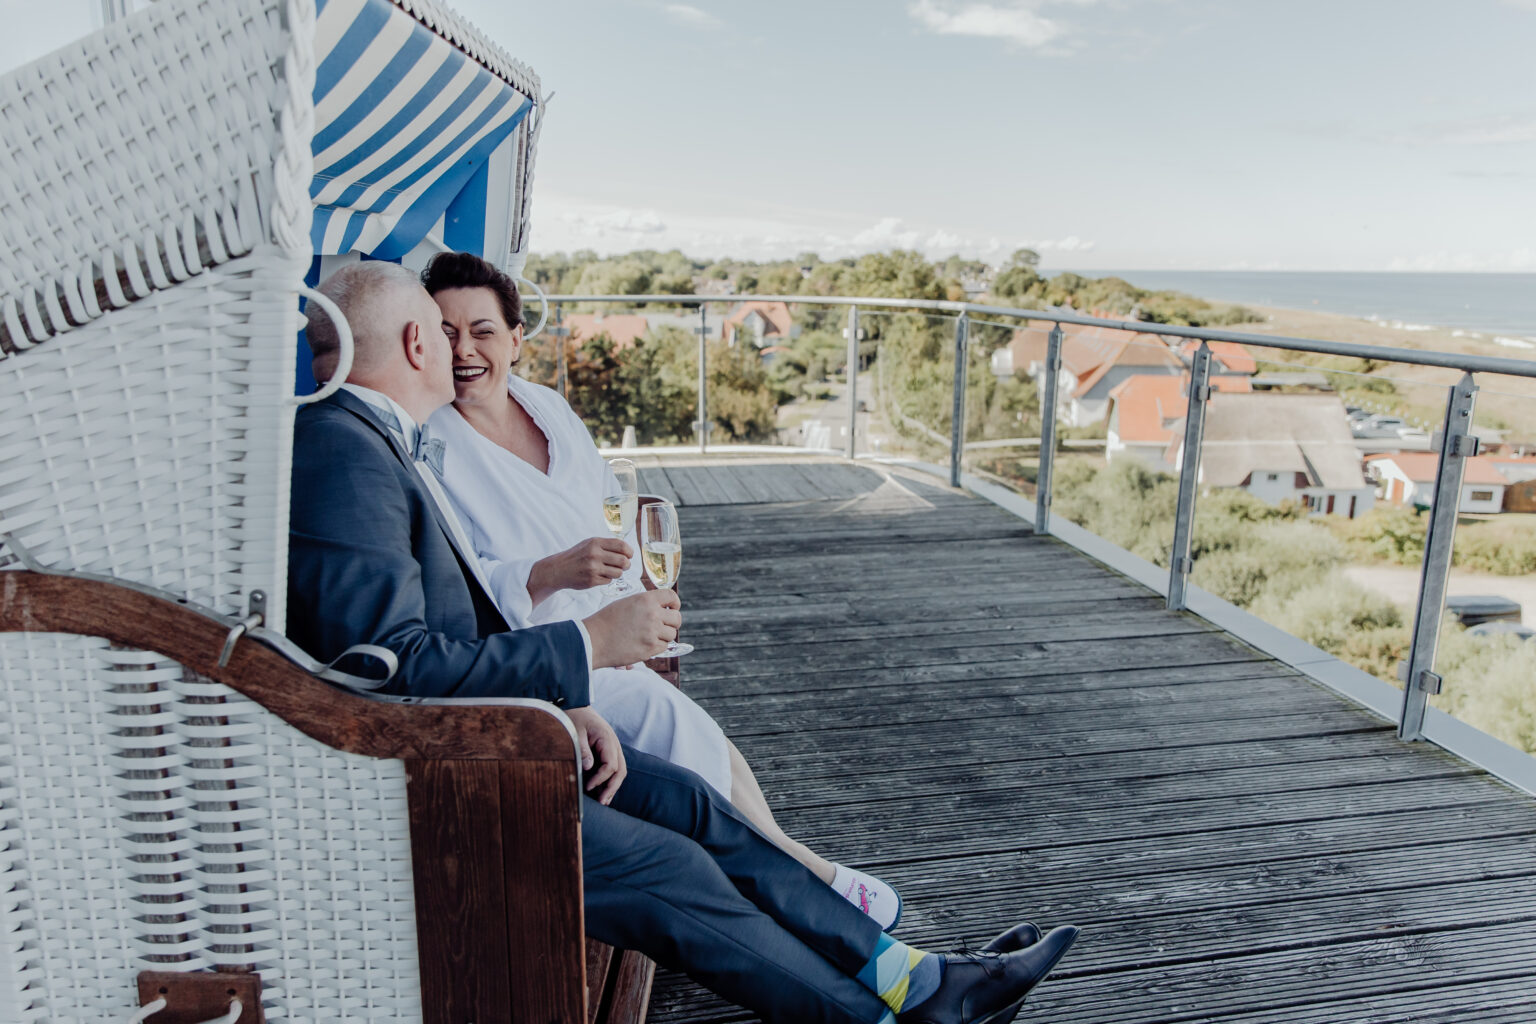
[
  {"x1": 0, "y1": 0, "x2": 313, "y2": 352},
  {"x1": 0, "y1": 633, "x2": 423, "y2": 1023},
  {"x1": 0, "y1": 247, "x2": 424, "y2": 1019},
  {"x1": 0, "y1": 252, "x2": 302, "y2": 621}
]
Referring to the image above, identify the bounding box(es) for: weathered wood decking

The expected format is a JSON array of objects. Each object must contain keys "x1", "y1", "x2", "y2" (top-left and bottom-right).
[{"x1": 634, "y1": 456, "x2": 1536, "y2": 1024}]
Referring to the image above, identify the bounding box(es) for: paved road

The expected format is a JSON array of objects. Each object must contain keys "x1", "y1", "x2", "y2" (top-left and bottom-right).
[{"x1": 1345, "y1": 564, "x2": 1536, "y2": 625}]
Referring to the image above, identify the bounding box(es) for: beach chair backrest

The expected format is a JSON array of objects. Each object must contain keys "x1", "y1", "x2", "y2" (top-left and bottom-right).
[{"x1": 0, "y1": 1, "x2": 544, "y2": 1017}]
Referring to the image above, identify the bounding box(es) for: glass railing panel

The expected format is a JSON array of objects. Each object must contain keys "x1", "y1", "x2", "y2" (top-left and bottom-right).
[
  {"x1": 1180, "y1": 351, "x2": 1449, "y2": 689},
  {"x1": 522, "y1": 298, "x2": 707, "y2": 449},
  {"x1": 861, "y1": 310, "x2": 961, "y2": 464},
  {"x1": 958, "y1": 315, "x2": 1040, "y2": 495},
  {"x1": 1042, "y1": 326, "x2": 1189, "y2": 564},
  {"x1": 1436, "y1": 378, "x2": 1536, "y2": 753}
]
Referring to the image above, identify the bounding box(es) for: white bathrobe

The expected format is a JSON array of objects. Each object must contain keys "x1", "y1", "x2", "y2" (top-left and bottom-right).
[{"x1": 428, "y1": 375, "x2": 732, "y2": 797}]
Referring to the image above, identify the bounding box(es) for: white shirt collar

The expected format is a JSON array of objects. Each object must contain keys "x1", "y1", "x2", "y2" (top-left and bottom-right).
[{"x1": 341, "y1": 383, "x2": 420, "y2": 449}]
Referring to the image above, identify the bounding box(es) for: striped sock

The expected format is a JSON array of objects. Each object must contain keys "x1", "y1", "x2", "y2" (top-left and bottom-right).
[{"x1": 857, "y1": 932, "x2": 943, "y2": 1017}]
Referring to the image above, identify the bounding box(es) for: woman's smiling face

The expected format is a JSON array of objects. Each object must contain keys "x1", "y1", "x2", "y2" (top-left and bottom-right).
[{"x1": 435, "y1": 286, "x2": 521, "y2": 408}]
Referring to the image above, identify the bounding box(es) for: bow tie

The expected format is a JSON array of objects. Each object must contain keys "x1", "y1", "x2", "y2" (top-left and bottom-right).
[
  {"x1": 413, "y1": 428, "x2": 446, "y2": 476},
  {"x1": 373, "y1": 407, "x2": 446, "y2": 475}
]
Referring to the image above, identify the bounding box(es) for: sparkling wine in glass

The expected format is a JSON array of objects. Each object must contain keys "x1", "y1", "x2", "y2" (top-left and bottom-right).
[
  {"x1": 602, "y1": 458, "x2": 639, "y2": 596},
  {"x1": 639, "y1": 499, "x2": 693, "y2": 657}
]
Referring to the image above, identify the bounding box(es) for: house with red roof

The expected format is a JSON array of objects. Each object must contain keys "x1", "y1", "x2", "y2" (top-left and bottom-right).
[
  {"x1": 994, "y1": 325, "x2": 1254, "y2": 427},
  {"x1": 1366, "y1": 453, "x2": 1512, "y2": 514},
  {"x1": 564, "y1": 312, "x2": 651, "y2": 351},
  {"x1": 723, "y1": 300, "x2": 797, "y2": 349},
  {"x1": 1106, "y1": 373, "x2": 1253, "y2": 468}
]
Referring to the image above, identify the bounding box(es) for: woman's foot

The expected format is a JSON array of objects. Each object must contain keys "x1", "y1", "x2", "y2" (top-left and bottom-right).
[{"x1": 831, "y1": 863, "x2": 903, "y2": 931}]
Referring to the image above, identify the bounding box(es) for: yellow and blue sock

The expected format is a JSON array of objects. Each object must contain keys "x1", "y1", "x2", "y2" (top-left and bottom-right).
[{"x1": 858, "y1": 932, "x2": 942, "y2": 1021}]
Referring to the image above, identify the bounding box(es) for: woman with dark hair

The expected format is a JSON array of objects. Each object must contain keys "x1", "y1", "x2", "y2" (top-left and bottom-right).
[{"x1": 421, "y1": 251, "x2": 901, "y2": 929}]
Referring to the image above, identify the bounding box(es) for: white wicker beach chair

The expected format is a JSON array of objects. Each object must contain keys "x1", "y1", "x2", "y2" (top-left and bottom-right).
[{"x1": 0, "y1": 3, "x2": 627, "y2": 1022}]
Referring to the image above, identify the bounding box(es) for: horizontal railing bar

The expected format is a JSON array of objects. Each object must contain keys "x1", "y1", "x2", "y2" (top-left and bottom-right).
[{"x1": 541, "y1": 293, "x2": 1536, "y2": 379}]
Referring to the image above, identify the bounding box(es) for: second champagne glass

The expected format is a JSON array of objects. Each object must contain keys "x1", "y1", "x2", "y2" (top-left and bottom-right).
[
  {"x1": 638, "y1": 499, "x2": 693, "y2": 657},
  {"x1": 602, "y1": 458, "x2": 638, "y2": 596}
]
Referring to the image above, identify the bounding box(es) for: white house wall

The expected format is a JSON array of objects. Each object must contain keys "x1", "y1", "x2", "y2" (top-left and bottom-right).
[{"x1": 1245, "y1": 471, "x2": 1302, "y2": 505}]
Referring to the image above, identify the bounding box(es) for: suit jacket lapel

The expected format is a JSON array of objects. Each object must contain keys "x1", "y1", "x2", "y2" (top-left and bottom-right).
[{"x1": 324, "y1": 392, "x2": 510, "y2": 630}]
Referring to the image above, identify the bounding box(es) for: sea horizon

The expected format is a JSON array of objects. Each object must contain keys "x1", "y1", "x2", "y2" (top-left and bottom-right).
[{"x1": 1047, "y1": 269, "x2": 1536, "y2": 343}]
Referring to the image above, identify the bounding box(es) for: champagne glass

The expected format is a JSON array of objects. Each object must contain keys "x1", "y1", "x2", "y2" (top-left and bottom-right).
[
  {"x1": 602, "y1": 458, "x2": 639, "y2": 596},
  {"x1": 638, "y1": 500, "x2": 693, "y2": 657}
]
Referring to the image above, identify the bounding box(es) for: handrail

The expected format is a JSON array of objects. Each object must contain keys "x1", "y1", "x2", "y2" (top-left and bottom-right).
[
  {"x1": 541, "y1": 293, "x2": 1536, "y2": 380},
  {"x1": 544, "y1": 288, "x2": 1535, "y2": 745}
]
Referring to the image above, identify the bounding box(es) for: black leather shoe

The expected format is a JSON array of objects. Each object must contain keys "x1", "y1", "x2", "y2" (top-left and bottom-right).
[
  {"x1": 981, "y1": 922, "x2": 1040, "y2": 953},
  {"x1": 895, "y1": 925, "x2": 1078, "y2": 1024}
]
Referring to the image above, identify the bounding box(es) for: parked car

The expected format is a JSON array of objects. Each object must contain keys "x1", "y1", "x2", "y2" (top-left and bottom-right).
[
  {"x1": 1354, "y1": 415, "x2": 1409, "y2": 438},
  {"x1": 1467, "y1": 620, "x2": 1535, "y2": 642},
  {"x1": 1446, "y1": 595, "x2": 1523, "y2": 628}
]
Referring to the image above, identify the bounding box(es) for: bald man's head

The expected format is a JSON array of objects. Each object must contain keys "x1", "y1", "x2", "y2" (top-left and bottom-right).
[
  {"x1": 307, "y1": 261, "x2": 455, "y2": 419},
  {"x1": 307, "y1": 261, "x2": 426, "y2": 380}
]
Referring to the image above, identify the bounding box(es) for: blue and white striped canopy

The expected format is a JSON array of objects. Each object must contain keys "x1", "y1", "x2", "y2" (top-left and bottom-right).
[{"x1": 309, "y1": 0, "x2": 534, "y2": 260}]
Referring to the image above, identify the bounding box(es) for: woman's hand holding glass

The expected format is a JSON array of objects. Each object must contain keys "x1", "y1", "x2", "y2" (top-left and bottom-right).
[
  {"x1": 602, "y1": 458, "x2": 639, "y2": 596},
  {"x1": 527, "y1": 536, "x2": 633, "y2": 605}
]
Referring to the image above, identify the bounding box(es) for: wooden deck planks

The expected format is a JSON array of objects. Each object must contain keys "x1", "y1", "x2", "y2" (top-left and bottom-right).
[{"x1": 646, "y1": 459, "x2": 1536, "y2": 1024}]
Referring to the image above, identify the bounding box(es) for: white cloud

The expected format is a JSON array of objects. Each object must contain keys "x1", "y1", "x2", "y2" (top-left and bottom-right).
[
  {"x1": 534, "y1": 200, "x2": 1092, "y2": 265},
  {"x1": 1387, "y1": 248, "x2": 1535, "y2": 272},
  {"x1": 1395, "y1": 112, "x2": 1536, "y2": 146},
  {"x1": 558, "y1": 206, "x2": 668, "y2": 238},
  {"x1": 908, "y1": 0, "x2": 1065, "y2": 49},
  {"x1": 661, "y1": 4, "x2": 722, "y2": 29}
]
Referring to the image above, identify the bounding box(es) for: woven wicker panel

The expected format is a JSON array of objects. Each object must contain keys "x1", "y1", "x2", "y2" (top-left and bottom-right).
[
  {"x1": 0, "y1": 251, "x2": 302, "y2": 619},
  {"x1": 0, "y1": 635, "x2": 423, "y2": 1023},
  {"x1": 0, "y1": 0, "x2": 312, "y2": 350},
  {"x1": 0, "y1": 246, "x2": 423, "y2": 1018},
  {"x1": 258, "y1": 718, "x2": 422, "y2": 1022}
]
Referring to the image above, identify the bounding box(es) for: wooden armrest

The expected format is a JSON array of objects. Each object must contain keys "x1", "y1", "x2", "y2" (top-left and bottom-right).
[
  {"x1": 1, "y1": 568, "x2": 591, "y2": 1024},
  {"x1": 0, "y1": 570, "x2": 572, "y2": 760}
]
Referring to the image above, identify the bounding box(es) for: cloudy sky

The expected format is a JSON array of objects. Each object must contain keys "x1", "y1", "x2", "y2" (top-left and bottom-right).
[{"x1": 6, "y1": 0, "x2": 1534, "y2": 270}]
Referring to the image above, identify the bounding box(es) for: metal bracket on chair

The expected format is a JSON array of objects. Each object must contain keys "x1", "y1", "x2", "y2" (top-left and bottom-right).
[
  {"x1": 135, "y1": 971, "x2": 263, "y2": 1024},
  {"x1": 217, "y1": 591, "x2": 267, "y2": 668}
]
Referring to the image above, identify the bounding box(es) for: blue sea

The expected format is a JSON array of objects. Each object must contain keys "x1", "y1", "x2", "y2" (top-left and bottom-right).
[{"x1": 1056, "y1": 270, "x2": 1536, "y2": 345}]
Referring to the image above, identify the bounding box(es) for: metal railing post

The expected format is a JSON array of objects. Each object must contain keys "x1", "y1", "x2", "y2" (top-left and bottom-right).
[
  {"x1": 949, "y1": 313, "x2": 969, "y2": 488},
  {"x1": 1035, "y1": 324, "x2": 1064, "y2": 534},
  {"x1": 1398, "y1": 373, "x2": 1480, "y2": 740},
  {"x1": 552, "y1": 302, "x2": 567, "y2": 399},
  {"x1": 696, "y1": 304, "x2": 708, "y2": 454},
  {"x1": 845, "y1": 306, "x2": 859, "y2": 459},
  {"x1": 1167, "y1": 343, "x2": 1214, "y2": 611}
]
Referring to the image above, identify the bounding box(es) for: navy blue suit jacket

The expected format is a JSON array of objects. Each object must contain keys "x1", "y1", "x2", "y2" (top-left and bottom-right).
[{"x1": 287, "y1": 390, "x2": 590, "y2": 706}]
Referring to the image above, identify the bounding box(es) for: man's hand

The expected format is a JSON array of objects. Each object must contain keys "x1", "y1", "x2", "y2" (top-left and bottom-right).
[
  {"x1": 583, "y1": 590, "x2": 681, "y2": 668},
  {"x1": 528, "y1": 537, "x2": 633, "y2": 604},
  {"x1": 565, "y1": 706, "x2": 626, "y2": 804}
]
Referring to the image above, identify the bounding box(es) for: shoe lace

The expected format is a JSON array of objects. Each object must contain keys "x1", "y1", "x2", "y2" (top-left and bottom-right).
[{"x1": 947, "y1": 940, "x2": 1006, "y2": 969}]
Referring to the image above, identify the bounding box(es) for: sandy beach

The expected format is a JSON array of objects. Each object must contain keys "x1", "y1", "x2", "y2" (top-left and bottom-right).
[{"x1": 1226, "y1": 304, "x2": 1536, "y2": 438}]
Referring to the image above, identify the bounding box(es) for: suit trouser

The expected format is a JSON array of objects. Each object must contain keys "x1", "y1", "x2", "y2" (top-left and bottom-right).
[{"x1": 584, "y1": 747, "x2": 889, "y2": 1024}]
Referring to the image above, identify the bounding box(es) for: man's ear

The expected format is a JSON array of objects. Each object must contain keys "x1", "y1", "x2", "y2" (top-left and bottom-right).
[{"x1": 402, "y1": 321, "x2": 427, "y2": 370}]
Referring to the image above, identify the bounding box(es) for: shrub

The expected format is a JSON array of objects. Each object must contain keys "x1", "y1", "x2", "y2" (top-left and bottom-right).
[
  {"x1": 1333, "y1": 506, "x2": 1428, "y2": 565},
  {"x1": 1434, "y1": 626, "x2": 1536, "y2": 752},
  {"x1": 1249, "y1": 577, "x2": 1404, "y2": 655},
  {"x1": 1454, "y1": 521, "x2": 1536, "y2": 576}
]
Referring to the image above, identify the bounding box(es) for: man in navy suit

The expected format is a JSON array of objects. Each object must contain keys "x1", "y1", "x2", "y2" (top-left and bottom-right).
[{"x1": 288, "y1": 261, "x2": 1076, "y2": 1024}]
